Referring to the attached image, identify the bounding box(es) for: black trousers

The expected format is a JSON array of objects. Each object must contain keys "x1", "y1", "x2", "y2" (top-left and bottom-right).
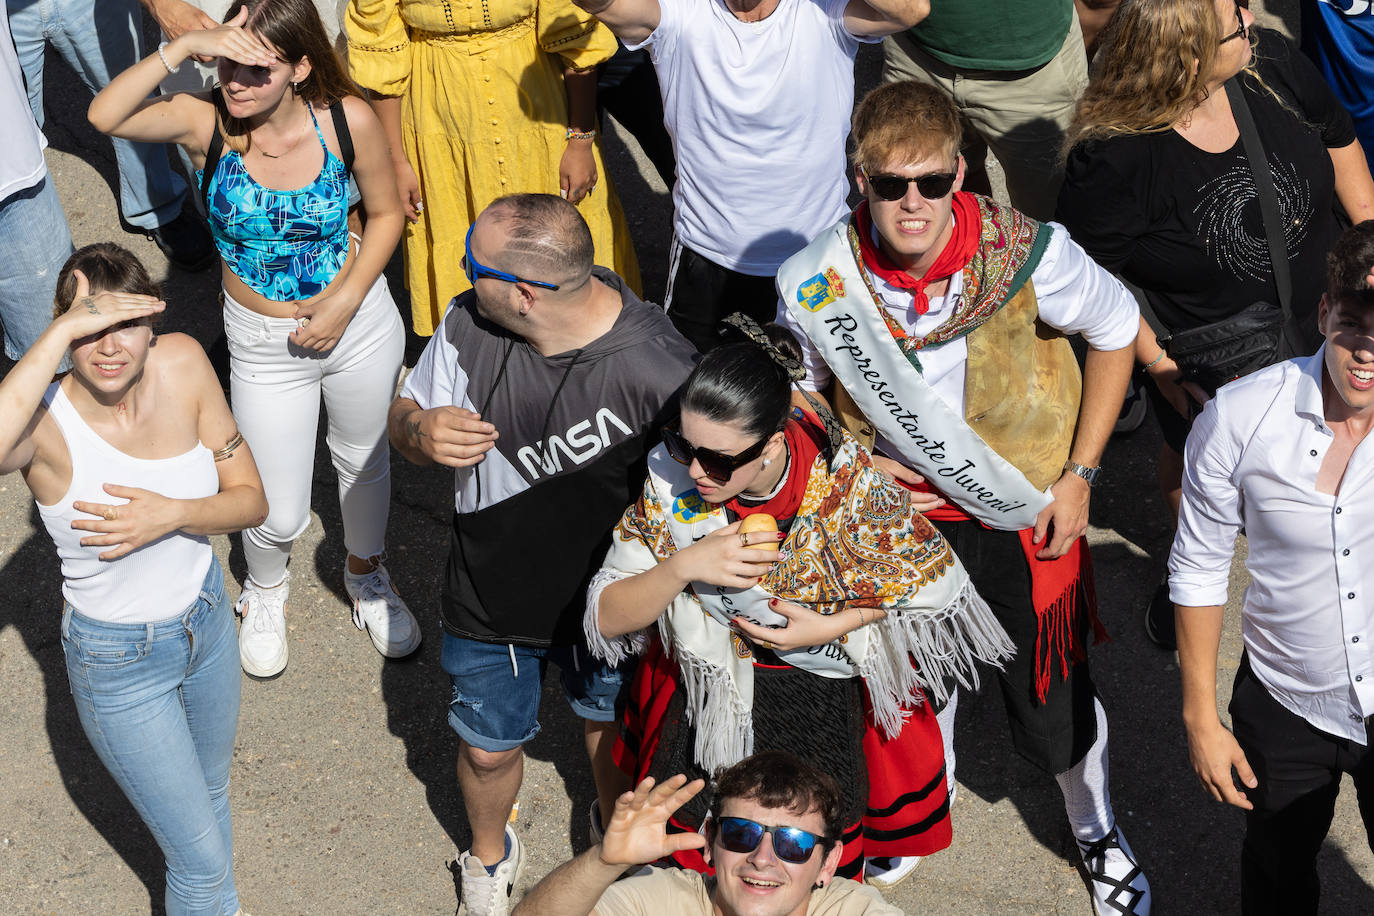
[
  {"x1": 1229, "y1": 655, "x2": 1374, "y2": 915},
  {"x1": 932, "y1": 519, "x2": 1099, "y2": 774},
  {"x1": 663, "y1": 241, "x2": 779, "y2": 353}
]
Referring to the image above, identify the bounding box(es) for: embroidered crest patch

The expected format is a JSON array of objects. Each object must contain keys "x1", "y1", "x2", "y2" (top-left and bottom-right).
[
  {"x1": 797, "y1": 267, "x2": 846, "y2": 312},
  {"x1": 672, "y1": 490, "x2": 714, "y2": 524}
]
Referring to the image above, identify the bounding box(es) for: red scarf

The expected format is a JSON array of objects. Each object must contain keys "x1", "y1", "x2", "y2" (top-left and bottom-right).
[
  {"x1": 853, "y1": 191, "x2": 981, "y2": 316},
  {"x1": 724, "y1": 416, "x2": 826, "y2": 522}
]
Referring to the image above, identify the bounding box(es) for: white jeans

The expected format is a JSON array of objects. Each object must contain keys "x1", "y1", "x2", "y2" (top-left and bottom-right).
[{"x1": 223, "y1": 276, "x2": 404, "y2": 586}]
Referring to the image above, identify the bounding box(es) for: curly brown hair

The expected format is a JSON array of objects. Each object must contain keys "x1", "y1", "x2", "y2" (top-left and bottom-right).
[{"x1": 1064, "y1": 0, "x2": 1240, "y2": 150}]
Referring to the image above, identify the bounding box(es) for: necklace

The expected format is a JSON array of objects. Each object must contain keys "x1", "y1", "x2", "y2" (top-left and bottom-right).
[{"x1": 253, "y1": 102, "x2": 312, "y2": 159}]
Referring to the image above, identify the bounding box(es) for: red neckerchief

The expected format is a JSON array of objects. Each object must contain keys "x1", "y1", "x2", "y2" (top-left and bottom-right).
[
  {"x1": 853, "y1": 191, "x2": 981, "y2": 317},
  {"x1": 724, "y1": 416, "x2": 826, "y2": 522}
]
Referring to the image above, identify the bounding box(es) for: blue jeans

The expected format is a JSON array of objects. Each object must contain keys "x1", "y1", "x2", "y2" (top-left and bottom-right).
[
  {"x1": 7, "y1": 0, "x2": 185, "y2": 230},
  {"x1": 60, "y1": 560, "x2": 242, "y2": 916},
  {"x1": 0, "y1": 175, "x2": 72, "y2": 359},
  {"x1": 441, "y1": 632, "x2": 626, "y2": 752}
]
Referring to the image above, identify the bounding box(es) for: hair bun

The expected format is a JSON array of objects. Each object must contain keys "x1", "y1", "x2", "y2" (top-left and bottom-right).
[{"x1": 720, "y1": 312, "x2": 807, "y2": 382}]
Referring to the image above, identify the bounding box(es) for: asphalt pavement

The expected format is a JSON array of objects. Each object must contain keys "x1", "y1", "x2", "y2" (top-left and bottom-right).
[{"x1": 2, "y1": 2, "x2": 1372, "y2": 913}]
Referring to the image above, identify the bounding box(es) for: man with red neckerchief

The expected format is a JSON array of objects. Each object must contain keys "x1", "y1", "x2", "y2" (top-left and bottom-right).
[{"x1": 777, "y1": 81, "x2": 1150, "y2": 915}]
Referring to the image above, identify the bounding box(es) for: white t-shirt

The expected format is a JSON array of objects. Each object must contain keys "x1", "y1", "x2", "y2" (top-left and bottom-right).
[
  {"x1": 779, "y1": 218, "x2": 1139, "y2": 462},
  {"x1": 633, "y1": 0, "x2": 877, "y2": 276},
  {"x1": 0, "y1": 5, "x2": 48, "y2": 202}
]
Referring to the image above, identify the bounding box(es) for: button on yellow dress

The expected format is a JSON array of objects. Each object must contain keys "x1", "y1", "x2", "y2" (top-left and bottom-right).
[{"x1": 347, "y1": 0, "x2": 643, "y2": 336}]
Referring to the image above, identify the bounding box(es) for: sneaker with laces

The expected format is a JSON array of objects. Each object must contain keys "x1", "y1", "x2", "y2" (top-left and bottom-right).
[
  {"x1": 236, "y1": 575, "x2": 289, "y2": 678},
  {"x1": 344, "y1": 562, "x2": 421, "y2": 658},
  {"x1": 1076, "y1": 825, "x2": 1152, "y2": 915},
  {"x1": 456, "y1": 826, "x2": 524, "y2": 916}
]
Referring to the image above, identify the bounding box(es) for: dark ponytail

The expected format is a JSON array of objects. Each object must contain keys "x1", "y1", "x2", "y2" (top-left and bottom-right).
[{"x1": 679, "y1": 315, "x2": 806, "y2": 439}]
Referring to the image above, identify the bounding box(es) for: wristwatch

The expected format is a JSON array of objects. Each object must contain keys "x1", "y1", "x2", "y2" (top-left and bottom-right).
[{"x1": 1063, "y1": 460, "x2": 1102, "y2": 487}]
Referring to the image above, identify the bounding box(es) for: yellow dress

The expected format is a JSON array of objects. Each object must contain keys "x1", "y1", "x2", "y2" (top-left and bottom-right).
[{"x1": 347, "y1": 0, "x2": 642, "y2": 335}]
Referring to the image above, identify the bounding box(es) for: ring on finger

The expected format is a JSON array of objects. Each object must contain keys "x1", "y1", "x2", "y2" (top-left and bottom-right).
[
  {"x1": 102, "y1": 507, "x2": 116, "y2": 521},
  {"x1": 739, "y1": 532, "x2": 749, "y2": 548}
]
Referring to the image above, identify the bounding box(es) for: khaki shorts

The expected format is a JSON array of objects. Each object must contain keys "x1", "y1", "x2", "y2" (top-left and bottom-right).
[{"x1": 882, "y1": 10, "x2": 1090, "y2": 221}]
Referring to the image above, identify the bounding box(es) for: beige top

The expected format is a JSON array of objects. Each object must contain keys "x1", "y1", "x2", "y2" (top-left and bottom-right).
[{"x1": 594, "y1": 868, "x2": 906, "y2": 915}]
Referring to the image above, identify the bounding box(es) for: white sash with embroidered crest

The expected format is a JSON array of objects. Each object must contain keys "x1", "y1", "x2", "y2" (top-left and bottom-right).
[{"x1": 779, "y1": 217, "x2": 1051, "y2": 530}]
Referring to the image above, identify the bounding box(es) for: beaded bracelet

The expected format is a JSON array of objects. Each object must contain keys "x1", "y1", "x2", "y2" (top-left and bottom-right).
[
  {"x1": 157, "y1": 42, "x2": 179, "y2": 75},
  {"x1": 1143, "y1": 350, "x2": 1166, "y2": 371},
  {"x1": 565, "y1": 128, "x2": 596, "y2": 141}
]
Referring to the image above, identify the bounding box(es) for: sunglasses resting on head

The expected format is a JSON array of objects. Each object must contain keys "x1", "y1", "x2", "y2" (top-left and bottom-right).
[{"x1": 462, "y1": 224, "x2": 560, "y2": 291}]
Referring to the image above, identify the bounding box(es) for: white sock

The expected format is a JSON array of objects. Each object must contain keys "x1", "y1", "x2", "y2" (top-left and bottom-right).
[
  {"x1": 1054, "y1": 696, "x2": 1114, "y2": 843},
  {"x1": 935, "y1": 688, "x2": 958, "y2": 797}
]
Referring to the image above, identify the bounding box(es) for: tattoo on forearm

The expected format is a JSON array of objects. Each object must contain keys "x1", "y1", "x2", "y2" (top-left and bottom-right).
[
  {"x1": 406, "y1": 415, "x2": 427, "y2": 445},
  {"x1": 213, "y1": 431, "x2": 244, "y2": 462}
]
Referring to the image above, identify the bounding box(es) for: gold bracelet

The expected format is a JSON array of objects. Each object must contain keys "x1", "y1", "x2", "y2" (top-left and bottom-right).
[{"x1": 213, "y1": 431, "x2": 244, "y2": 462}]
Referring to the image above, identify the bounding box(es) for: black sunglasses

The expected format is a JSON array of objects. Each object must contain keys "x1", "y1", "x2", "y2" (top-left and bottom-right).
[
  {"x1": 1220, "y1": 0, "x2": 1248, "y2": 45},
  {"x1": 862, "y1": 166, "x2": 958, "y2": 202},
  {"x1": 716, "y1": 817, "x2": 823, "y2": 864},
  {"x1": 663, "y1": 423, "x2": 770, "y2": 485}
]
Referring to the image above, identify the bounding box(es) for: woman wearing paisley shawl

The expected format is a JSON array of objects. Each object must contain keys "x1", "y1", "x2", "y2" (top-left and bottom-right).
[{"x1": 584, "y1": 316, "x2": 1013, "y2": 883}]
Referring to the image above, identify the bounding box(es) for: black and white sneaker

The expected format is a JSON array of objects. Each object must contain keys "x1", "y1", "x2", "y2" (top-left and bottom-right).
[{"x1": 1076, "y1": 825, "x2": 1151, "y2": 915}]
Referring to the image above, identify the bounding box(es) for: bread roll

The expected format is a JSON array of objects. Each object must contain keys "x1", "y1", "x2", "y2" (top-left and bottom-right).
[{"x1": 739, "y1": 513, "x2": 778, "y2": 549}]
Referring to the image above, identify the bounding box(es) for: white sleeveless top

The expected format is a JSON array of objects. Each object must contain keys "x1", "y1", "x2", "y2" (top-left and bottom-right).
[{"x1": 36, "y1": 383, "x2": 217, "y2": 623}]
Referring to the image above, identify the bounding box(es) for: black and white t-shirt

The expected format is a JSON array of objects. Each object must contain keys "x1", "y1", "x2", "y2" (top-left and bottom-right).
[
  {"x1": 402, "y1": 269, "x2": 697, "y2": 646},
  {"x1": 1057, "y1": 28, "x2": 1356, "y2": 346}
]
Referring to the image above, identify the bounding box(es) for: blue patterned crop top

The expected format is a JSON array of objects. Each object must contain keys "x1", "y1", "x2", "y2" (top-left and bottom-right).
[{"x1": 198, "y1": 101, "x2": 349, "y2": 302}]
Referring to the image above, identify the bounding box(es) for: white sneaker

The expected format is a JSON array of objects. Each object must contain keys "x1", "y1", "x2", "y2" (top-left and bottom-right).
[
  {"x1": 865, "y1": 855, "x2": 921, "y2": 888},
  {"x1": 1077, "y1": 825, "x2": 1152, "y2": 916},
  {"x1": 236, "y1": 575, "x2": 289, "y2": 678},
  {"x1": 456, "y1": 826, "x2": 525, "y2": 916},
  {"x1": 344, "y1": 562, "x2": 421, "y2": 658}
]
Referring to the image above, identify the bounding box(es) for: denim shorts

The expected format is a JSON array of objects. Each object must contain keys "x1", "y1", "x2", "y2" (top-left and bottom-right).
[{"x1": 440, "y1": 632, "x2": 628, "y2": 752}]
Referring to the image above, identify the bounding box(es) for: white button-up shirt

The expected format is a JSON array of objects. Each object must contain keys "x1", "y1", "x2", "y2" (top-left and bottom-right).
[{"x1": 1170, "y1": 348, "x2": 1374, "y2": 744}]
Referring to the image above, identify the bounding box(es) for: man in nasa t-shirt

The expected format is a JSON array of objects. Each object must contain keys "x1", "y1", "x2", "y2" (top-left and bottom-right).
[{"x1": 389, "y1": 193, "x2": 695, "y2": 912}]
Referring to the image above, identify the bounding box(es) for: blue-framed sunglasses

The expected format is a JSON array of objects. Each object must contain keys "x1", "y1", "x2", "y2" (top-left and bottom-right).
[
  {"x1": 462, "y1": 224, "x2": 560, "y2": 291},
  {"x1": 715, "y1": 816, "x2": 824, "y2": 864}
]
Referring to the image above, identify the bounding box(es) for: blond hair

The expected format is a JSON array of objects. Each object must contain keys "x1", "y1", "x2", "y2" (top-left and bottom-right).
[{"x1": 852, "y1": 81, "x2": 961, "y2": 173}]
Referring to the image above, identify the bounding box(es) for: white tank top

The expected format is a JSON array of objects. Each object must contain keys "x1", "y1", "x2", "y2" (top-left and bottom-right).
[{"x1": 36, "y1": 382, "x2": 217, "y2": 623}]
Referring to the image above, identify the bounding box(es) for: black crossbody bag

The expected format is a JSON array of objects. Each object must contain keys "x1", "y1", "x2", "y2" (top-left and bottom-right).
[{"x1": 1159, "y1": 76, "x2": 1301, "y2": 397}]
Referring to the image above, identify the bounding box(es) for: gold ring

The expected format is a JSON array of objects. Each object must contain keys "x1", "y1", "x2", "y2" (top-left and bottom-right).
[
  {"x1": 298, "y1": 317, "x2": 311, "y2": 328},
  {"x1": 102, "y1": 507, "x2": 116, "y2": 521},
  {"x1": 739, "y1": 532, "x2": 749, "y2": 548}
]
